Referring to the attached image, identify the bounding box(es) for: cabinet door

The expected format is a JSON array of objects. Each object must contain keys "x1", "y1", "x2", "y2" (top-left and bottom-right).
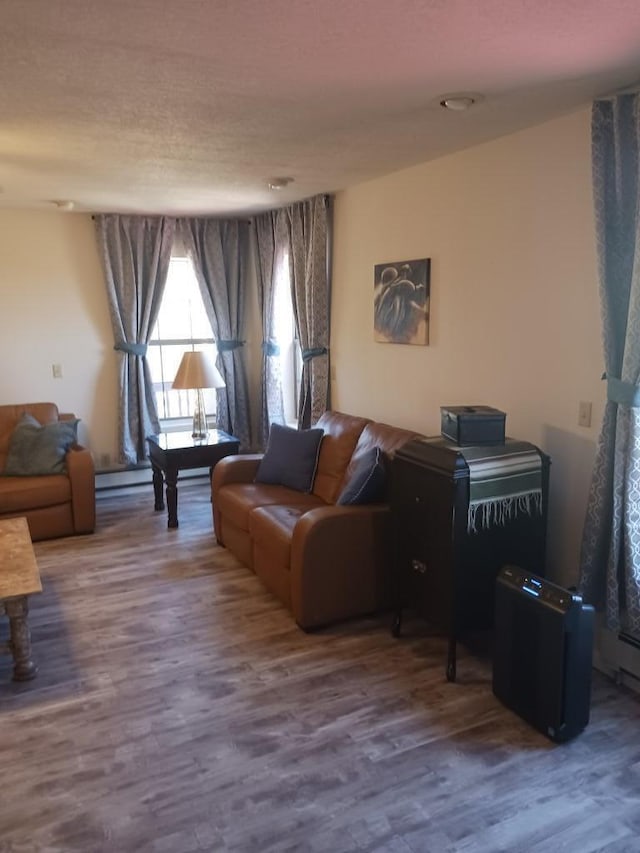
[{"x1": 392, "y1": 459, "x2": 457, "y2": 632}]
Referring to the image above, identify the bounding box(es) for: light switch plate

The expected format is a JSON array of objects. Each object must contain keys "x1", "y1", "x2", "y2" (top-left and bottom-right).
[{"x1": 578, "y1": 401, "x2": 592, "y2": 428}]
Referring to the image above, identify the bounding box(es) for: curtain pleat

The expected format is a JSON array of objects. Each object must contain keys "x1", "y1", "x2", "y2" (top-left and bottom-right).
[
  {"x1": 579, "y1": 95, "x2": 640, "y2": 634},
  {"x1": 95, "y1": 214, "x2": 175, "y2": 465},
  {"x1": 287, "y1": 195, "x2": 331, "y2": 428},
  {"x1": 177, "y1": 218, "x2": 252, "y2": 450},
  {"x1": 253, "y1": 210, "x2": 288, "y2": 448}
]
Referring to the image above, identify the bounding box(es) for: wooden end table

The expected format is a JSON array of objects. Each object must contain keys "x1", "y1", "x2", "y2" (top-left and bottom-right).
[
  {"x1": 0, "y1": 517, "x2": 42, "y2": 681},
  {"x1": 146, "y1": 429, "x2": 240, "y2": 529}
]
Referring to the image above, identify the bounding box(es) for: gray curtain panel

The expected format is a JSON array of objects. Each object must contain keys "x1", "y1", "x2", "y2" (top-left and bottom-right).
[
  {"x1": 95, "y1": 214, "x2": 175, "y2": 466},
  {"x1": 253, "y1": 209, "x2": 288, "y2": 448},
  {"x1": 579, "y1": 94, "x2": 640, "y2": 636},
  {"x1": 287, "y1": 195, "x2": 331, "y2": 428},
  {"x1": 177, "y1": 218, "x2": 252, "y2": 450}
]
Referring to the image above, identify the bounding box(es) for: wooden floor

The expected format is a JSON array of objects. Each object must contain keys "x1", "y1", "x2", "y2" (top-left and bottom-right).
[{"x1": 1, "y1": 482, "x2": 639, "y2": 853}]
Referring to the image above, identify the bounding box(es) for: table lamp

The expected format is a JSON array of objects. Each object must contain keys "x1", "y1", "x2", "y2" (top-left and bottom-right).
[{"x1": 172, "y1": 351, "x2": 226, "y2": 439}]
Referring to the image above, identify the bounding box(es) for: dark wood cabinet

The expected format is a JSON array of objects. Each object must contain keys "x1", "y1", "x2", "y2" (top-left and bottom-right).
[{"x1": 391, "y1": 436, "x2": 550, "y2": 682}]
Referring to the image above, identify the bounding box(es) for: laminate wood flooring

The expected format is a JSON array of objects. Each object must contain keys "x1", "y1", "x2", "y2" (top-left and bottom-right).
[{"x1": 0, "y1": 482, "x2": 639, "y2": 853}]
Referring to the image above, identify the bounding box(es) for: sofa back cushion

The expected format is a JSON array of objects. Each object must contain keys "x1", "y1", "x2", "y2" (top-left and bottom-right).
[
  {"x1": 342, "y1": 421, "x2": 422, "y2": 501},
  {"x1": 312, "y1": 411, "x2": 370, "y2": 504},
  {"x1": 0, "y1": 403, "x2": 60, "y2": 472}
]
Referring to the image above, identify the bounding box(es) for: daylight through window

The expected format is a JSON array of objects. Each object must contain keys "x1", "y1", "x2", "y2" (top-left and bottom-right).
[{"x1": 148, "y1": 257, "x2": 218, "y2": 425}]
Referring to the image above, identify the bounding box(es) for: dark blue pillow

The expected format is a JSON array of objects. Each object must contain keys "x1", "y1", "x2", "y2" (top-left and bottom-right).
[
  {"x1": 337, "y1": 446, "x2": 387, "y2": 505},
  {"x1": 255, "y1": 423, "x2": 324, "y2": 492}
]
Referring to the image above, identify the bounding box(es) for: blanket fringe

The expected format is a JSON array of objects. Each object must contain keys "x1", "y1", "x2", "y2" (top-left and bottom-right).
[{"x1": 467, "y1": 491, "x2": 542, "y2": 534}]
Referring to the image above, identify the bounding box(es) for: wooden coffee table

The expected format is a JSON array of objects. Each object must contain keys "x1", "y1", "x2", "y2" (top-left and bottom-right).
[
  {"x1": 146, "y1": 429, "x2": 240, "y2": 528},
  {"x1": 0, "y1": 517, "x2": 42, "y2": 681}
]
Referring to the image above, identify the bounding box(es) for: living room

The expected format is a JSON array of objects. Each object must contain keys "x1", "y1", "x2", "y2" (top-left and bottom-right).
[{"x1": 2, "y1": 2, "x2": 640, "y2": 851}]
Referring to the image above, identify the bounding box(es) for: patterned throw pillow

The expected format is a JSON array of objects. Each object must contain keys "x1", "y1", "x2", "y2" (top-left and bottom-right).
[
  {"x1": 255, "y1": 423, "x2": 324, "y2": 493},
  {"x1": 3, "y1": 413, "x2": 79, "y2": 476}
]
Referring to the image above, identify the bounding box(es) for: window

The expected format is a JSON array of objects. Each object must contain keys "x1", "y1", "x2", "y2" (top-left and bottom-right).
[{"x1": 148, "y1": 257, "x2": 217, "y2": 426}]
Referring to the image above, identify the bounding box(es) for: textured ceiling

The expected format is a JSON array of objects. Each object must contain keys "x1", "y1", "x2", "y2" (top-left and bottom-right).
[{"x1": 1, "y1": 0, "x2": 640, "y2": 216}]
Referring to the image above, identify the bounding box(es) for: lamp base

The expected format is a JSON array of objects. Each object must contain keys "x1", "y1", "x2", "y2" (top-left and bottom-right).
[{"x1": 192, "y1": 389, "x2": 208, "y2": 440}]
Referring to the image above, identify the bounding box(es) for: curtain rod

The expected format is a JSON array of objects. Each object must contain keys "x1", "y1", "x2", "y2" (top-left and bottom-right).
[
  {"x1": 90, "y1": 194, "x2": 332, "y2": 221},
  {"x1": 91, "y1": 214, "x2": 252, "y2": 223},
  {"x1": 597, "y1": 80, "x2": 640, "y2": 100}
]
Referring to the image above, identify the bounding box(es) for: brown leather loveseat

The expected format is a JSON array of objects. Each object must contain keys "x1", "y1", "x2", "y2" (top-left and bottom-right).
[
  {"x1": 0, "y1": 402, "x2": 95, "y2": 541},
  {"x1": 212, "y1": 410, "x2": 421, "y2": 629}
]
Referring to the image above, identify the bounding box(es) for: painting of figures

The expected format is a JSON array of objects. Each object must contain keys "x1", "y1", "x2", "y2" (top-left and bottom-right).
[{"x1": 373, "y1": 258, "x2": 431, "y2": 345}]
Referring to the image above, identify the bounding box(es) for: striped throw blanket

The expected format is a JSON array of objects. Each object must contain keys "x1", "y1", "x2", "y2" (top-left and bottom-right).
[{"x1": 460, "y1": 441, "x2": 543, "y2": 534}]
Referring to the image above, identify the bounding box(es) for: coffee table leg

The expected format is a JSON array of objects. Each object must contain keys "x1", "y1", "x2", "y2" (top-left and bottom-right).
[
  {"x1": 165, "y1": 468, "x2": 179, "y2": 529},
  {"x1": 151, "y1": 462, "x2": 165, "y2": 511},
  {"x1": 5, "y1": 596, "x2": 37, "y2": 681}
]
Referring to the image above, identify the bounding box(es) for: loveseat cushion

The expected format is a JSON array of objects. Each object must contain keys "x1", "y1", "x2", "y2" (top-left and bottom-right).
[
  {"x1": 216, "y1": 482, "x2": 324, "y2": 533},
  {"x1": 250, "y1": 504, "x2": 310, "y2": 571},
  {"x1": 0, "y1": 474, "x2": 72, "y2": 513},
  {"x1": 312, "y1": 411, "x2": 370, "y2": 504}
]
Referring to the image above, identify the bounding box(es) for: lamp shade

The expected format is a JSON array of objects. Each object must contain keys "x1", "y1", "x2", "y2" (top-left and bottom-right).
[{"x1": 172, "y1": 351, "x2": 226, "y2": 390}]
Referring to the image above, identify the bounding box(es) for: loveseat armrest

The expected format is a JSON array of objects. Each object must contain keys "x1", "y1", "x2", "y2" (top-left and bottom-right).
[
  {"x1": 65, "y1": 444, "x2": 95, "y2": 534},
  {"x1": 290, "y1": 504, "x2": 393, "y2": 629},
  {"x1": 212, "y1": 454, "x2": 263, "y2": 493}
]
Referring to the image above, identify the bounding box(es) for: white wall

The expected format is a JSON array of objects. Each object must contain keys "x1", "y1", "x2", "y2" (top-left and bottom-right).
[
  {"x1": 0, "y1": 210, "x2": 118, "y2": 462},
  {"x1": 331, "y1": 108, "x2": 603, "y2": 587}
]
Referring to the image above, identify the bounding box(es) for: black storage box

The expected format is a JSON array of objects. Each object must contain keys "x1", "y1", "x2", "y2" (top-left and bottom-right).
[{"x1": 440, "y1": 405, "x2": 506, "y2": 446}]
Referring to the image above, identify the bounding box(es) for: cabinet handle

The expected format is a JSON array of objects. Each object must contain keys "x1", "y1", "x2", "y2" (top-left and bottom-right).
[{"x1": 411, "y1": 559, "x2": 427, "y2": 574}]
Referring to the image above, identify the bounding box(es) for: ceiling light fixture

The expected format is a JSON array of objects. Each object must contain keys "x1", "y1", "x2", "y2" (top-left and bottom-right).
[
  {"x1": 267, "y1": 177, "x2": 293, "y2": 191},
  {"x1": 439, "y1": 95, "x2": 477, "y2": 112}
]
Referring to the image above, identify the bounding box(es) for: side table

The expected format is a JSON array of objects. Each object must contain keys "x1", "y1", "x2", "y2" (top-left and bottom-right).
[{"x1": 146, "y1": 429, "x2": 240, "y2": 529}]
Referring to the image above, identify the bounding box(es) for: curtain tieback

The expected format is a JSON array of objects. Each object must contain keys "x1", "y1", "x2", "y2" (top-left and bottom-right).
[
  {"x1": 217, "y1": 339, "x2": 244, "y2": 352},
  {"x1": 604, "y1": 374, "x2": 640, "y2": 406},
  {"x1": 262, "y1": 340, "x2": 280, "y2": 357},
  {"x1": 114, "y1": 342, "x2": 147, "y2": 357},
  {"x1": 301, "y1": 346, "x2": 328, "y2": 362}
]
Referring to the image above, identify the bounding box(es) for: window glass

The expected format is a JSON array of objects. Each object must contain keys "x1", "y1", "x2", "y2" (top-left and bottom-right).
[
  {"x1": 273, "y1": 246, "x2": 301, "y2": 425},
  {"x1": 149, "y1": 258, "x2": 218, "y2": 424}
]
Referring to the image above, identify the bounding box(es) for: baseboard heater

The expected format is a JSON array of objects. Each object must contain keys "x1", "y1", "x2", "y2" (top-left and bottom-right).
[{"x1": 492, "y1": 566, "x2": 594, "y2": 743}]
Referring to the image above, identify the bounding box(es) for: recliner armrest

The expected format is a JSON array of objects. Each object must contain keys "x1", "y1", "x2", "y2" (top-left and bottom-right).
[
  {"x1": 290, "y1": 503, "x2": 392, "y2": 629},
  {"x1": 212, "y1": 454, "x2": 263, "y2": 493},
  {"x1": 65, "y1": 444, "x2": 95, "y2": 534}
]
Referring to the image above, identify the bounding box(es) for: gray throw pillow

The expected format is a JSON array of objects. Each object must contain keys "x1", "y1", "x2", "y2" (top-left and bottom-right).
[
  {"x1": 337, "y1": 446, "x2": 387, "y2": 505},
  {"x1": 3, "y1": 413, "x2": 79, "y2": 476},
  {"x1": 255, "y1": 423, "x2": 324, "y2": 492}
]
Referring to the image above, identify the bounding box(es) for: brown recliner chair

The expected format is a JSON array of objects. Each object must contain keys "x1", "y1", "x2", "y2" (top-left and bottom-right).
[{"x1": 0, "y1": 402, "x2": 95, "y2": 541}]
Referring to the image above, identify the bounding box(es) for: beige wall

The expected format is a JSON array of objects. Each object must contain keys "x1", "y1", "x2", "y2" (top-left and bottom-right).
[
  {"x1": 0, "y1": 109, "x2": 603, "y2": 584},
  {"x1": 0, "y1": 210, "x2": 118, "y2": 462},
  {"x1": 331, "y1": 108, "x2": 603, "y2": 586}
]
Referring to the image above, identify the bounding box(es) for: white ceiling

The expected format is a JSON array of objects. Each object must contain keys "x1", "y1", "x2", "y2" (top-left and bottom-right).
[{"x1": 2, "y1": 0, "x2": 640, "y2": 216}]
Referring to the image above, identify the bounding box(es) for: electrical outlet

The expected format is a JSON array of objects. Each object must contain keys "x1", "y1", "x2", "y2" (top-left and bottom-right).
[
  {"x1": 578, "y1": 401, "x2": 592, "y2": 428},
  {"x1": 52, "y1": 363, "x2": 63, "y2": 379}
]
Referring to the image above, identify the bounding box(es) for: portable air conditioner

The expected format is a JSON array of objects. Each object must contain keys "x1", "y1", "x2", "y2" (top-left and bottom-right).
[{"x1": 492, "y1": 566, "x2": 594, "y2": 743}]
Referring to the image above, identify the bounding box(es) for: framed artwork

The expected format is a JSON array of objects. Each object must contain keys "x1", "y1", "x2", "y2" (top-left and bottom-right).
[{"x1": 374, "y1": 257, "x2": 431, "y2": 345}]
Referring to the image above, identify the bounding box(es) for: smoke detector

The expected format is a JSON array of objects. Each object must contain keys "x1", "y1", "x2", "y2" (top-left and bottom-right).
[{"x1": 267, "y1": 177, "x2": 293, "y2": 191}]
